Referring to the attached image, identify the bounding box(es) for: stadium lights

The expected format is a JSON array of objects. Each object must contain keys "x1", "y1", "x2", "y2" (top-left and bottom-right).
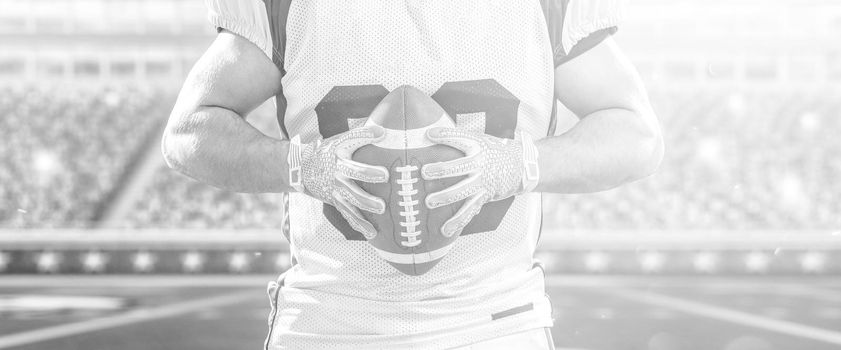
[
  {"x1": 35, "y1": 251, "x2": 61, "y2": 273},
  {"x1": 81, "y1": 251, "x2": 108, "y2": 273},
  {"x1": 799, "y1": 251, "x2": 827, "y2": 273},
  {"x1": 692, "y1": 252, "x2": 718, "y2": 273},
  {"x1": 744, "y1": 251, "x2": 771, "y2": 273},
  {"x1": 132, "y1": 251, "x2": 156, "y2": 273},
  {"x1": 182, "y1": 251, "x2": 205, "y2": 273},
  {"x1": 638, "y1": 251, "x2": 666, "y2": 273},
  {"x1": 228, "y1": 252, "x2": 250, "y2": 273},
  {"x1": 584, "y1": 251, "x2": 610, "y2": 272}
]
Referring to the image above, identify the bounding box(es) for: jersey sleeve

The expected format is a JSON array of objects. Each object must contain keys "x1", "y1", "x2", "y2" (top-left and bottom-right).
[
  {"x1": 542, "y1": 0, "x2": 627, "y2": 66},
  {"x1": 205, "y1": 0, "x2": 273, "y2": 59}
]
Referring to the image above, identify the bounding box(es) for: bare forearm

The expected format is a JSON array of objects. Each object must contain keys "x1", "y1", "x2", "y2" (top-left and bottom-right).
[
  {"x1": 161, "y1": 106, "x2": 290, "y2": 193},
  {"x1": 533, "y1": 108, "x2": 663, "y2": 194}
]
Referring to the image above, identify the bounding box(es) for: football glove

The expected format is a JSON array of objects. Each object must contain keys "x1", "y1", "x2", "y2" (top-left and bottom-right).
[
  {"x1": 287, "y1": 126, "x2": 389, "y2": 239},
  {"x1": 421, "y1": 127, "x2": 540, "y2": 237}
]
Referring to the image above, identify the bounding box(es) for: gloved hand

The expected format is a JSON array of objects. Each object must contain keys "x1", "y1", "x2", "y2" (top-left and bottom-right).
[
  {"x1": 421, "y1": 127, "x2": 539, "y2": 237},
  {"x1": 288, "y1": 126, "x2": 389, "y2": 239}
]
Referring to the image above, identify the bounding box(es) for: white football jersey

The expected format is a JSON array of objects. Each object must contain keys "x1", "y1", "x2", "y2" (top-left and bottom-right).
[{"x1": 206, "y1": 1, "x2": 623, "y2": 349}]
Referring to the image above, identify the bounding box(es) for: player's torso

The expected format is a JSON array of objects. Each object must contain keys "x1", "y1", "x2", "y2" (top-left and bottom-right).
[
  {"x1": 273, "y1": 1, "x2": 555, "y2": 346},
  {"x1": 281, "y1": 0, "x2": 556, "y2": 145}
]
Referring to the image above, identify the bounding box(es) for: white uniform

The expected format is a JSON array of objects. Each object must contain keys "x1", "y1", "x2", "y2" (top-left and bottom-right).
[{"x1": 205, "y1": 1, "x2": 623, "y2": 349}]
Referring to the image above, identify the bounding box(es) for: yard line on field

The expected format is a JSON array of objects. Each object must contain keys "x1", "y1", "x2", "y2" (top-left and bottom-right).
[
  {"x1": 0, "y1": 290, "x2": 255, "y2": 349},
  {"x1": 590, "y1": 287, "x2": 841, "y2": 346}
]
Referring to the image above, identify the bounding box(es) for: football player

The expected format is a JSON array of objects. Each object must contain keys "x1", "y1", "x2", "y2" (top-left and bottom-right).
[{"x1": 162, "y1": 0, "x2": 663, "y2": 348}]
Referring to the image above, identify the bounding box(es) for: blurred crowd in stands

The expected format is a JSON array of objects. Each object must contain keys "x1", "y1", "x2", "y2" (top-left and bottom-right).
[
  {"x1": 1, "y1": 86, "x2": 839, "y2": 230},
  {"x1": 127, "y1": 169, "x2": 284, "y2": 229},
  {"x1": 545, "y1": 88, "x2": 841, "y2": 230},
  {"x1": 0, "y1": 86, "x2": 168, "y2": 228}
]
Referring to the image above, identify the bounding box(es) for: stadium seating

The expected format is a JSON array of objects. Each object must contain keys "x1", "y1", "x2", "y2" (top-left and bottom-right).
[
  {"x1": 544, "y1": 88, "x2": 841, "y2": 230},
  {"x1": 127, "y1": 169, "x2": 285, "y2": 229},
  {"x1": 0, "y1": 85, "x2": 170, "y2": 228}
]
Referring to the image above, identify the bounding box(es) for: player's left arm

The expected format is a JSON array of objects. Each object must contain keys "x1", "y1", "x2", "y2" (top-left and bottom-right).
[
  {"x1": 535, "y1": 36, "x2": 664, "y2": 193},
  {"x1": 422, "y1": 28, "x2": 663, "y2": 237},
  {"x1": 422, "y1": 1, "x2": 662, "y2": 236}
]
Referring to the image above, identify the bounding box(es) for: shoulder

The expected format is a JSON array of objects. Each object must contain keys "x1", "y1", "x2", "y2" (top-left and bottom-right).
[{"x1": 542, "y1": 0, "x2": 627, "y2": 66}]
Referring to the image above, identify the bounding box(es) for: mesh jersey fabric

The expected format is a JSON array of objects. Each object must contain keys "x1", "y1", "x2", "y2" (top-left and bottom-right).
[{"x1": 205, "y1": 0, "x2": 624, "y2": 349}]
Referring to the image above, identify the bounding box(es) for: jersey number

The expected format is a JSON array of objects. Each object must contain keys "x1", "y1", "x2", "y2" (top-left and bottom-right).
[{"x1": 315, "y1": 79, "x2": 519, "y2": 241}]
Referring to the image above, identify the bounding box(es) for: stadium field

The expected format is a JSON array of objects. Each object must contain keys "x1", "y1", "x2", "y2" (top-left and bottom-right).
[{"x1": 2, "y1": 276, "x2": 841, "y2": 350}]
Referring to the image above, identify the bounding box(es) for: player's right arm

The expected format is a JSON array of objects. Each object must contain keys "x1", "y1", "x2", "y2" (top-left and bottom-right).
[
  {"x1": 161, "y1": 1, "x2": 387, "y2": 236},
  {"x1": 161, "y1": 30, "x2": 287, "y2": 194}
]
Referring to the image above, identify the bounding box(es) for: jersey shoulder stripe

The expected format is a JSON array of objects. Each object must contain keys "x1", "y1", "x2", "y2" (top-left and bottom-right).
[
  {"x1": 205, "y1": 0, "x2": 273, "y2": 59},
  {"x1": 263, "y1": 0, "x2": 293, "y2": 73},
  {"x1": 541, "y1": 0, "x2": 626, "y2": 66},
  {"x1": 205, "y1": 0, "x2": 292, "y2": 72}
]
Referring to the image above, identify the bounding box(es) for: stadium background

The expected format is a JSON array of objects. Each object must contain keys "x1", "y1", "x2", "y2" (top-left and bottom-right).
[{"x1": 1, "y1": 0, "x2": 841, "y2": 349}]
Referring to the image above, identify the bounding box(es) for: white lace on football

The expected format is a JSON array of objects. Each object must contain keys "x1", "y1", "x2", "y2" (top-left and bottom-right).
[{"x1": 395, "y1": 165, "x2": 421, "y2": 248}]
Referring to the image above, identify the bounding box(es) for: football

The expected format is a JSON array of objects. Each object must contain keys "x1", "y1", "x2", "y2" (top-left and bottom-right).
[{"x1": 353, "y1": 85, "x2": 465, "y2": 276}]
